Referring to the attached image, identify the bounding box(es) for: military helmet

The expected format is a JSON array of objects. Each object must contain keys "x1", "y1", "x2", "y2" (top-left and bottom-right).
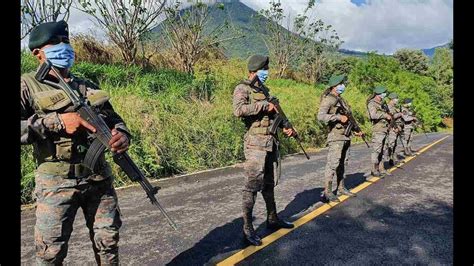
[
  {"x1": 29, "y1": 20, "x2": 70, "y2": 51},
  {"x1": 327, "y1": 74, "x2": 346, "y2": 88},
  {"x1": 388, "y1": 92, "x2": 398, "y2": 99},
  {"x1": 403, "y1": 98, "x2": 413, "y2": 104},
  {"x1": 373, "y1": 86, "x2": 387, "y2": 94},
  {"x1": 247, "y1": 55, "x2": 269, "y2": 72}
]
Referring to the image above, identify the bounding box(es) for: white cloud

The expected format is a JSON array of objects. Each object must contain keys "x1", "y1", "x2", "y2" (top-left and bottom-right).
[
  {"x1": 22, "y1": 0, "x2": 453, "y2": 54},
  {"x1": 242, "y1": 0, "x2": 453, "y2": 54}
]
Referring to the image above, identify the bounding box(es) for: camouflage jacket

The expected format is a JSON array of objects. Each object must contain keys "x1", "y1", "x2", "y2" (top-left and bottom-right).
[
  {"x1": 21, "y1": 70, "x2": 131, "y2": 177},
  {"x1": 233, "y1": 80, "x2": 278, "y2": 152},
  {"x1": 317, "y1": 93, "x2": 350, "y2": 142},
  {"x1": 401, "y1": 105, "x2": 417, "y2": 129},
  {"x1": 367, "y1": 98, "x2": 389, "y2": 132},
  {"x1": 386, "y1": 102, "x2": 403, "y2": 131}
]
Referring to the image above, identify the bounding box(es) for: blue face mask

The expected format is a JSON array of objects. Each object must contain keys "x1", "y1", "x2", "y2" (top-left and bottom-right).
[
  {"x1": 42, "y1": 43, "x2": 75, "y2": 69},
  {"x1": 335, "y1": 84, "x2": 345, "y2": 94},
  {"x1": 256, "y1": 69, "x2": 269, "y2": 84}
]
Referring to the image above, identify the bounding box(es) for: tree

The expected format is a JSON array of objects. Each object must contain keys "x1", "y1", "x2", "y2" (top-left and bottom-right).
[
  {"x1": 255, "y1": 0, "x2": 341, "y2": 78},
  {"x1": 78, "y1": 0, "x2": 166, "y2": 64},
  {"x1": 159, "y1": 0, "x2": 241, "y2": 74},
  {"x1": 392, "y1": 48, "x2": 429, "y2": 75},
  {"x1": 429, "y1": 48, "x2": 453, "y2": 117},
  {"x1": 21, "y1": 0, "x2": 73, "y2": 40}
]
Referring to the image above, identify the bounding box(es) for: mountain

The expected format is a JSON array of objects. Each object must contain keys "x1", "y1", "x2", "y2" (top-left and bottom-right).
[
  {"x1": 151, "y1": 0, "x2": 271, "y2": 59},
  {"x1": 422, "y1": 43, "x2": 451, "y2": 57}
]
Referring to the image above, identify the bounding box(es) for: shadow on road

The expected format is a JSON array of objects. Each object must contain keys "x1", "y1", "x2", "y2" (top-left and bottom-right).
[
  {"x1": 167, "y1": 172, "x2": 370, "y2": 265},
  {"x1": 238, "y1": 199, "x2": 453, "y2": 265}
]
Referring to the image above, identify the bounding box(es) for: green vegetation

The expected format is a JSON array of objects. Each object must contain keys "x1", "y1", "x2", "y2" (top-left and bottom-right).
[{"x1": 20, "y1": 37, "x2": 453, "y2": 205}]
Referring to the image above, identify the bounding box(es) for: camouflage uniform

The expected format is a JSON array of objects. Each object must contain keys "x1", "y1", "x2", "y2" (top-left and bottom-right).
[
  {"x1": 367, "y1": 97, "x2": 390, "y2": 175},
  {"x1": 21, "y1": 71, "x2": 130, "y2": 265},
  {"x1": 233, "y1": 79, "x2": 286, "y2": 241},
  {"x1": 383, "y1": 101, "x2": 403, "y2": 163},
  {"x1": 317, "y1": 93, "x2": 353, "y2": 199},
  {"x1": 401, "y1": 105, "x2": 417, "y2": 152}
]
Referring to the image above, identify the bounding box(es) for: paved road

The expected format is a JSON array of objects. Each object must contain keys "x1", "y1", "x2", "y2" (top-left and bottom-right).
[{"x1": 21, "y1": 133, "x2": 452, "y2": 265}]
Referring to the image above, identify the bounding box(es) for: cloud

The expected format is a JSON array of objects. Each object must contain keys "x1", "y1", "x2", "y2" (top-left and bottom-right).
[{"x1": 241, "y1": 0, "x2": 453, "y2": 54}]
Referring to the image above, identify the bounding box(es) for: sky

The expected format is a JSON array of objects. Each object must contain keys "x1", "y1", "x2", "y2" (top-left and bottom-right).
[{"x1": 22, "y1": 0, "x2": 453, "y2": 54}]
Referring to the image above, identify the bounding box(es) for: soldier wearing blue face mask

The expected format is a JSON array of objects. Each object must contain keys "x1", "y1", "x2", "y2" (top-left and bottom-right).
[
  {"x1": 21, "y1": 21, "x2": 130, "y2": 265},
  {"x1": 317, "y1": 74, "x2": 362, "y2": 202},
  {"x1": 367, "y1": 86, "x2": 392, "y2": 177},
  {"x1": 233, "y1": 55, "x2": 295, "y2": 246}
]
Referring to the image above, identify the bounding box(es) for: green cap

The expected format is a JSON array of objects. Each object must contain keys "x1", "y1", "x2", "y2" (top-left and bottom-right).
[
  {"x1": 373, "y1": 86, "x2": 387, "y2": 94},
  {"x1": 403, "y1": 98, "x2": 413, "y2": 104},
  {"x1": 327, "y1": 74, "x2": 346, "y2": 88},
  {"x1": 28, "y1": 21, "x2": 70, "y2": 51},
  {"x1": 247, "y1": 55, "x2": 269, "y2": 72},
  {"x1": 388, "y1": 92, "x2": 398, "y2": 99}
]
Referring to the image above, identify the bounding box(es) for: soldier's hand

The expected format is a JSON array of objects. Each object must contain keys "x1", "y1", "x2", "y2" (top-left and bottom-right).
[
  {"x1": 60, "y1": 112, "x2": 96, "y2": 135},
  {"x1": 283, "y1": 127, "x2": 296, "y2": 137},
  {"x1": 354, "y1": 131, "x2": 363, "y2": 137},
  {"x1": 267, "y1": 102, "x2": 277, "y2": 113},
  {"x1": 340, "y1": 115, "x2": 348, "y2": 123},
  {"x1": 109, "y1": 129, "x2": 130, "y2": 153},
  {"x1": 385, "y1": 114, "x2": 392, "y2": 120}
]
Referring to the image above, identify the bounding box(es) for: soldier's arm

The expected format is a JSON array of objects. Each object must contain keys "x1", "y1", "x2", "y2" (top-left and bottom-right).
[
  {"x1": 368, "y1": 102, "x2": 386, "y2": 120},
  {"x1": 317, "y1": 97, "x2": 341, "y2": 124},
  {"x1": 20, "y1": 80, "x2": 65, "y2": 145},
  {"x1": 232, "y1": 84, "x2": 269, "y2": 117}
]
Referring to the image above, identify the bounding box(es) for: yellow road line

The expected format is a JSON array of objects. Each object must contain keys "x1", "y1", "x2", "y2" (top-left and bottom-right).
[{"x1": 216, "y1": 135, "x2": 450, "y2": 266}]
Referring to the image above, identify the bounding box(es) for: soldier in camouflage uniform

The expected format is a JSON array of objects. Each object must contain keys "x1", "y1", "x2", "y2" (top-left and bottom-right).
[
  {"x1": 401, "y1": 98, "x2": 418, "y2": 155},
  {"x1": 21, "y1": 21, "x2": 131, "y2": 265},
  {"x1": 233, "y1": 55, "x2": 295, "y2": 246},
  {"x1": 383, "y1": 93, "x2": 403, "y2": 166},
  {"x1": 317, "y1": 74, "x2": 360, "y2": 202},
  {"x1": 367, "y1": 86, "x2": 392, "y2": 178}
]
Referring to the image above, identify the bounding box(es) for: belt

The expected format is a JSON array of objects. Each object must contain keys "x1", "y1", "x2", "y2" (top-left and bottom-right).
[
  {"x1": 68, "y1": 163, "x2": 92, "y2": 178},
  {"x1": 248, "y1": 127, "x2": 271, "y2": 135}
]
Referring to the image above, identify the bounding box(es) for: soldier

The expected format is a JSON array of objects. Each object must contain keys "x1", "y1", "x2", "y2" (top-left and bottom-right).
[
  {"x1": 317, "y1": 74, "x2": 361, "y2": 203},
  {"x1": 401, "y1": 98, "x2": 418, "y2": 155},
  {"x1": 383, "y1": 93, "x2": 403, "y2": 166},
  {"x1": 21, "y1": 21, "x2": 131, "y2": 265},
  {"x1": 233, "y1": 55, "x2": 295, "y2": 246},
  {"x1": 367, "y1": 86, "x2": 391, "y2": 178}
]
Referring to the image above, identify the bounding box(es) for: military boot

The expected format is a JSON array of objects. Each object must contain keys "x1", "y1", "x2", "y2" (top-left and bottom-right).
[
  {"x1": 323, "y1": 180, "x2": 340, "y2": 202},
  {"x1": 337, "y1": 179, "x2": 356, "y2": 197},
  {"x1": 379, "y1": 162, "x2": 390, "y2": 177},
  {"x1": 371, "y1": 163, "x2": 381, "y2": 177},
  {"x1": 404, "y1": 147, "x2": 412, "y2": 156},
  {"x1": 242, "y1": 191, "x2": 262, "y2": 246},
  {"x1": 262, "y1": 188, "x2": 294, "y2": 230}
]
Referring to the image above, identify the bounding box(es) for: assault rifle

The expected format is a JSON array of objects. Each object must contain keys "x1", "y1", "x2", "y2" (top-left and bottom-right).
[
  {"x1": 336, "y1": 97, "x2": 370, "y2": 148},
  {"x1": 249, "y1": 76, "x2": 310, "y2": 160},
  {"x1": 35, "y1": 60, "x2": 178, "y2": 230}
]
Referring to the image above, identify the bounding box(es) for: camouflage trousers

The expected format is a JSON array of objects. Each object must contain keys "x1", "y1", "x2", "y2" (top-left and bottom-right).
[
  {"x1": 34, "y1": 163, "x2": 121, "y2": 265},
  {"x1": 371, "y1": 131, "x2": 388, "y2": 164},
  {"x1": 384, "y1": 129, "x2": 399, "y2": 161},
  {"x1": 404, "y1": 127, "x2": 414, "y2": 150},
  {"x1": 242, "y1": 143, "x2": 280, "y2": 231},
  {"x1": 324, "y1": 140, "x2": 351, "y2": 193}
]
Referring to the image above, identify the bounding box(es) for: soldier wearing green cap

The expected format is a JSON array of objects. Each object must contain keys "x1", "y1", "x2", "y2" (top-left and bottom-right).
[
  {"x1": 367, "y1": 86, "x2": 392, "y2": 177},
  {"x1": 21, "y1": 21, "x2": 131, "y2": 265},
  {"x1": 401, "y1": 98, "x2": 418, "y2": 155},
  {"x1": 317, "y1": 74, "x2": 360, "y2": 202},
  {"x1": 233, "y1": 55, "x2": 295, "y2": 246},
  {"x1": 383, "y1": 93, "x2": 403, "y2": 166}
]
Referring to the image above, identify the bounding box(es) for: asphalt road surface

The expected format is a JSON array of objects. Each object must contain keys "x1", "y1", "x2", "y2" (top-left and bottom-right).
[{"x1": 21, "y1": 133, "x2": 452, "y2": 265}]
